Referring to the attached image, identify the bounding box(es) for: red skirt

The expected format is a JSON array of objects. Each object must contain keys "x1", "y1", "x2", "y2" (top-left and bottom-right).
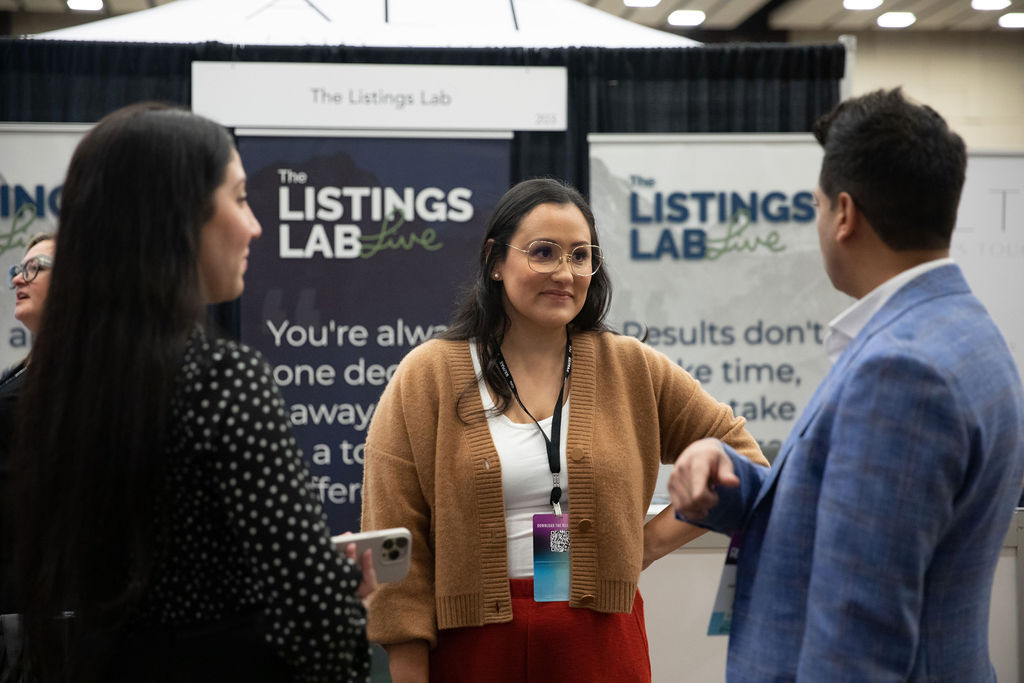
[{"x1": 429, "y1": 578, "x2": 651, "y2": 683}]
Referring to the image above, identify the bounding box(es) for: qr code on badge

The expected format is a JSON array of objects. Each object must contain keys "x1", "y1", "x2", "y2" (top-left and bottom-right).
[{"x1": 549, "y1": 529, "x2": 570, "y2": 552}]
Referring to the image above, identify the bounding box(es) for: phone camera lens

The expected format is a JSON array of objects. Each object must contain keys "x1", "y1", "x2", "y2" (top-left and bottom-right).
[
  {"x1": 396, "y1": 537, "x2": 408, "y2": 548},
  {"x1": 383, "y1": 539, "x2": 394, "y2": 550}
]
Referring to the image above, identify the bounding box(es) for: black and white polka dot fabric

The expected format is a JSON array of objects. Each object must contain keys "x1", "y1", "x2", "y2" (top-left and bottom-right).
[{"x1": 139, "y1": 329, "x2": 370, "y2": 682}]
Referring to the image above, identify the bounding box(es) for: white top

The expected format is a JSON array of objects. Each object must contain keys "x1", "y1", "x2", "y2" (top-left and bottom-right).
[
  {"x1": 824, "y1": 257, "x2": 954, "y2": 364},
  {"x1": 469, "y1": 342, "x2": 570, "y2": 578}
]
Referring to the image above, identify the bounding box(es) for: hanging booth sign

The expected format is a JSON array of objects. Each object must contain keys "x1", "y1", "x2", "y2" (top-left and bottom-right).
[
  {"x1": 238, "y1": 131, "x2": 511, "y2": 532},
  {"x1": 193, "y1": 62, "x2": 568, "y2": 131}
]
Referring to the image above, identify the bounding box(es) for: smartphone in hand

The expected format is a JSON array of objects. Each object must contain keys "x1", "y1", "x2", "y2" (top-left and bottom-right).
[{"x1": 332, "y1": 527, "x2": 412, "y2": 583}]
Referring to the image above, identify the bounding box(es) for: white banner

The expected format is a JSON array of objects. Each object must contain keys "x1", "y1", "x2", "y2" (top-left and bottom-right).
[
  {"x1": 0, "y1": 124, "x2": 88, "y2": 370},
  {"x1": 952, "y1": 152, "x2": 1024, "y2": 375},
  {"x1": 591, "y1": 136, "x2": 1024, "y2": 488},
  {"x1": 589, "y1": 133, "x2": 848, "y2": 469},
  {"x1": 192, "y1": 62, "x2": 567, "y2": 131}
]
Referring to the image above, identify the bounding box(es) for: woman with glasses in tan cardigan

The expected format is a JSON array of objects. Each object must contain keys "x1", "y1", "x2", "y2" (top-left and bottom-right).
[{"x1": 362, "y1": 178, "x2": 768, "y2": 683}]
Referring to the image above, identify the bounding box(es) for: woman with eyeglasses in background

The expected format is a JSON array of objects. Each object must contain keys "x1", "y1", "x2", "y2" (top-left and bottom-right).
[
  {"x1": 0, "y1": 231, "x2": 55, "y2": 406},
  {"x1": 0, "y1": 232, "x2": 56, "y2": 410},
  {"x1": 8, "y1": 104, "x2": 374, "y2": 682},
  {"x1": 8, "y1": 233, "x2": 55, "y2": 345},
  {"x1": 360, "y1": 178, "x2": 769, "y2": 683}
]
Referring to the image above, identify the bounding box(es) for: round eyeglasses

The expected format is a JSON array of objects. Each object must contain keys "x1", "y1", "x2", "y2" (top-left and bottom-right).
[
  {"x1": 503, "y1": 240, "x2": 603, "y2": 277},
  {"x1": 8, "y1": 255, "x2": 54, "y2": 289}
]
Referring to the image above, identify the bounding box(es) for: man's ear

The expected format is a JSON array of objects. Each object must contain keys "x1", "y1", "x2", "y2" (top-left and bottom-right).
[{"x1": 834, "y1": 191, "x2": 858, "y2": 242}]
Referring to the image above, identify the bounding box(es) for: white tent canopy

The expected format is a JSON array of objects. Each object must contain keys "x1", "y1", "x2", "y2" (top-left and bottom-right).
[{"x1": 34, "y1": 0, "x2": 698, "y2": 48}]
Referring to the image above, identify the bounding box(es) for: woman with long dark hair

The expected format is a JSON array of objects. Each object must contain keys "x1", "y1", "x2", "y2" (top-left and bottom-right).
[
  {"x1": 361, "y1": 178, "x2": 768, "y2": 682},
  {"x1": 10, "y1": 103, "x2": 372, "y2": 682}
]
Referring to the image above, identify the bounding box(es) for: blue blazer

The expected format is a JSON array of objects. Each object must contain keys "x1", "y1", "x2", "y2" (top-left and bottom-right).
[{"x1": 696, "y1": 264, "x2": 1024, "y2": 681}]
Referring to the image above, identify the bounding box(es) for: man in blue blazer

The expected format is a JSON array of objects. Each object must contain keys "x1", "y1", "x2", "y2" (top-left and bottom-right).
[{"x1": 670, "y1": 88, "x2": 1024, "y2": 681}]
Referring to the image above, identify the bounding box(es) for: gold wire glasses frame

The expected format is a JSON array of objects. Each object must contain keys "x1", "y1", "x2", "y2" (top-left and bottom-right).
[
  {"x1": 8, "y1": 255, "x2": 54, "y2": 289},
  {"x1": 502, "y1": 240, "x2": 604, "y2": 277}
]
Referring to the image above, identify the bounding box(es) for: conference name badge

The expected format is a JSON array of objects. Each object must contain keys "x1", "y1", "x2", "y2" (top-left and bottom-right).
[
  {"x1": 533, "y1": 513, "x2": 570, "y2": 602},
  {"x1": 708, "y1": 531, "x2": 743, "y2": 636}
]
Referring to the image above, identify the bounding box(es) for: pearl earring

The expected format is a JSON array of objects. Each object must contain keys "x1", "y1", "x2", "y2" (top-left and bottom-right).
[{"x1": 493, "y1": 272, "x2": 501, "y2": 280}]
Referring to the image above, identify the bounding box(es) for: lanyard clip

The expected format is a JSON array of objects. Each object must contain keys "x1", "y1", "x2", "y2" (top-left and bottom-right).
[{"x1": 551, "y1": 477, "x2": 563, "y2": 517}]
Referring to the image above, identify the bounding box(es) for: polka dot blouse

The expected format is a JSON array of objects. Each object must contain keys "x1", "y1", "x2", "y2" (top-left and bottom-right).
[{"x1": 138, "y1": 330, "x2": 371, "y2": 682}]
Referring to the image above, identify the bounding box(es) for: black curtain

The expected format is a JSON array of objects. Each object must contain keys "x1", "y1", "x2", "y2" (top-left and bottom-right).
[
  {"x1": 1, "y1": 39, "x2": 844, "y2": 190},
  {"x1": 0, "y1": 38, "x2": 845, "y2": 335}
]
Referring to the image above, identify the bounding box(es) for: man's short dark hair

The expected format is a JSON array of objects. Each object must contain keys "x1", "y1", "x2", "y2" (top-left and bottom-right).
[{"x1": 813, "y1": 88, "x2": 966, "y2": 251}]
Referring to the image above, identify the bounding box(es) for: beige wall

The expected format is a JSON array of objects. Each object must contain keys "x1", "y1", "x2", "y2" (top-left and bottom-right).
[
  {"x1": 6, "y1": 12, "x2": 105, "y2": 36},
  {"x1": 796, "y1": 31, "x2": 1024, "y2": 151}
]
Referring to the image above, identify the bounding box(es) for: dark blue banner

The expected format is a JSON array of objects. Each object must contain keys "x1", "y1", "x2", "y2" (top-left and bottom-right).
[{"x1": 238, "y1": 135, "x2": 510, "y2": 532}]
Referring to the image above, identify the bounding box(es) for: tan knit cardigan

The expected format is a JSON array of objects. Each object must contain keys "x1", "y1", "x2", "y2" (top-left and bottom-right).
[{"x1": 361, "y1": 331, "x2": 765, "y2": 646}]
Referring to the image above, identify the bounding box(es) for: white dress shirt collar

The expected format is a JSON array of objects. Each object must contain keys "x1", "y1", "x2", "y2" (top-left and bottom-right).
[{"x1": 824, "y1": 257, "x2": 954, "y2": 364}]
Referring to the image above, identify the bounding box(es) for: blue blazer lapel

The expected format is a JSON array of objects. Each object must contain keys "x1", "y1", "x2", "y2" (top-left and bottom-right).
[
  {"x1": 751, "y1": 352, "x2": 848, "y2": 509},
  {"x1": 750, "y1": 264, "x2": 969, "y2": 511}
]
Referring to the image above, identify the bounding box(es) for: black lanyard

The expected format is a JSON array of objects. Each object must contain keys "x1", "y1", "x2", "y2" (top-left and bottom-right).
[{"x1": 494, "y1": 332, "x2": 572, "y2": 516}]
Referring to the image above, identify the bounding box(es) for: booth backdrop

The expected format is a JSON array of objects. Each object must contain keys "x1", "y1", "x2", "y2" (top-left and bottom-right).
[{"x1": 0, "y1": 38, "x2": 846, "y2": 530}]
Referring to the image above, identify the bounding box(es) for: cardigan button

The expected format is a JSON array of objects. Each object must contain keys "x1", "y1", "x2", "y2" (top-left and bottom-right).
[
  {"x1": 580, "y1": 594, "x2": 595, "y2": 605},
  {"x1": 569, "y1": 448, "x2": 585, "y2": 462},
  {"x1": 577, "y1": 518, "x2": 593, "y2": 532}
]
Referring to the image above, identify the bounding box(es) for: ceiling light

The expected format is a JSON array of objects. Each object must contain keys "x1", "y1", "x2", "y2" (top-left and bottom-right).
[
  {"x1": 999, "y1": 12, "x2": 1024, "y2": 27},
  {"x1": 624, "y1": 0, "x2": 660, "y2": 7},
  {"x1": 844, "y1": 0, "x2": 882, "y2": 9},
  {"x1": 668, "y1": 10, "x2": 706, "y2": 27},
  {"x1": 877, "y1": 11, "x2": 916, "y2": 27},
  {"x1": 972, "y1": 0, "x2": 1010, "y2": 9},
  {"x1": 67, "y1": 0, "x2": 103, "y2": 9}
]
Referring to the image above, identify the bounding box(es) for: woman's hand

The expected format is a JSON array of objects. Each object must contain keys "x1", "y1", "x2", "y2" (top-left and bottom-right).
[{"x1": 339, "y1": 534, "x2": 379, "y2": 608}]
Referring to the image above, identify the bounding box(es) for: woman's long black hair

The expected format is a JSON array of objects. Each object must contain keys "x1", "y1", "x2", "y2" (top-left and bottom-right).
[
  {"x1": 10, "y1": 103, "x2": 234, "y2": 680},
  {"x1": 441, "y1": 178, "x2": 612, "y2": 417}
]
